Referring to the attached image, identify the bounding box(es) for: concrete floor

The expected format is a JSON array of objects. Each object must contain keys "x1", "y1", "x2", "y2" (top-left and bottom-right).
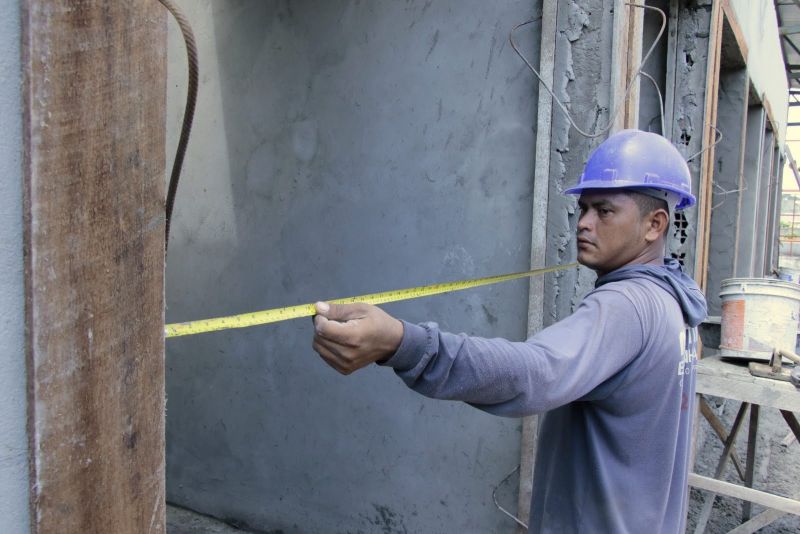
[{"x1": 167, "y1": 505, "x2": 250, "y2": 534}]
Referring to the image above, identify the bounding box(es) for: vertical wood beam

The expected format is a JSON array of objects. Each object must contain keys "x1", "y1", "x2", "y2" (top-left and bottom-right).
[
  {"x1": 624, "y1": 1, "x2": 645, "y2": 128},
  {"x1": 693, "y1": 0, "x2": 724, "y2": 290},
  {"x1": 22, "y1": 2, "x2": 167, "y2": 532},
  {"x1": 519, "y1": 1, "x2": 558, "y2": 529},
  {"x1": 611, "y1": 0, "x2": 642, "y2": 132},
  {"x1": 610, "y1": 0, "x2": 629, "y2": 133}
]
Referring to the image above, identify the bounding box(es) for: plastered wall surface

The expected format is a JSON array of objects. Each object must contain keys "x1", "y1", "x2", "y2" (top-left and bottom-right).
[
  {"x1": 0, "y1": 0, "x2": 30, "y2": 532},
  {"x1": 544, "y1": 0, "x2": 614, "y2": 322},
  {"x1": 668, "y1": 1, "x2": 712, "y2": 278},
  {"x1": 542, "y1": 0, "x2": 713, "y2": 316},
  {"x1": 729, "y1": 0, "x2": 788, "y2": 145},
  {"x1": 165, "y1": 1, "x2": 541, "y2": 531}
]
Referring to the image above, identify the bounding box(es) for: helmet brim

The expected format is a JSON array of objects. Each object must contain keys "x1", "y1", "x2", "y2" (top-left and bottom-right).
[{"x1": 563, "y1": 182, "x2": 696, "y2": 210}]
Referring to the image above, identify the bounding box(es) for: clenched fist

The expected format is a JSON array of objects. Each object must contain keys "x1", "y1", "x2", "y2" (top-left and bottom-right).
[{"x1": 312, "y1": 302, "x2": 404, "y2": 374}]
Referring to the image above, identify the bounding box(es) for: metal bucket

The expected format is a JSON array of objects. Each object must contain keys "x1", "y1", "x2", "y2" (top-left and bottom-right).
[{"x1": 719, "y1": 278, "x2": 800, "y2": 361}]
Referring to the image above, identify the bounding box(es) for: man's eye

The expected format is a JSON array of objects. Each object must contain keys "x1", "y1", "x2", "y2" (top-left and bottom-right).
[{"x1": 599, "y1": 208, "x2": 611, "y2": 215}]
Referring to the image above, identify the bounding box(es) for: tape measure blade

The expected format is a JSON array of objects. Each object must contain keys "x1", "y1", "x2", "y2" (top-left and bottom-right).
[{"x1": 164, "y1": 262, "x2": 577, "y2": 338}]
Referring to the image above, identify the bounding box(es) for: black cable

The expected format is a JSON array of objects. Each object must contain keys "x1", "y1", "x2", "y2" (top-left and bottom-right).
[{"x1": 157, "y1": 0, "x2": 198, "y2": 253}]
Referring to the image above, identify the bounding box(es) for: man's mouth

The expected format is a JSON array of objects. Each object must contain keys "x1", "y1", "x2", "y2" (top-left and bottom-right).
[{"x1": 577, "y1": 237, "x2": 595, "y2": 248}]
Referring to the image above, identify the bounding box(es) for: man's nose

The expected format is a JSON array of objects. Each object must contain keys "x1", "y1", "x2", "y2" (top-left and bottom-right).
[{"x1": 577, "y1": 212, "x2": 593, "y2": 232}]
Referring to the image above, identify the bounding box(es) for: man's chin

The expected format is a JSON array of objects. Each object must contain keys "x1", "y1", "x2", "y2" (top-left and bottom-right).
[{"x1": 576, "y1": 254, "x2": 607, "y2": 273}]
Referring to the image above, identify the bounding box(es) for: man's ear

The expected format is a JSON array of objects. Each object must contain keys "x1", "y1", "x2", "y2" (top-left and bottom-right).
[{"x1": 644, "y1": 209, "x2": 669, "y2": 242}]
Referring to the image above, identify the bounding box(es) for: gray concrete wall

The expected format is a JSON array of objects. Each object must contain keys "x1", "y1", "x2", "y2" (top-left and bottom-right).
[
  {"x1": 165, "y1": 2, "x2": 542, "y2": 532},
  {"x1": 706, "y1": 69, "x2": 748, "y2": 316},
  {"x1": 0, "y1": 1, "x2": 30, "y2": 532}
]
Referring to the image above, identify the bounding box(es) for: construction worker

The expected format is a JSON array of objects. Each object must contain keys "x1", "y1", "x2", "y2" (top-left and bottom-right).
[{"x1": 311, "y1": 129, "x2": 707, "y2": 533}]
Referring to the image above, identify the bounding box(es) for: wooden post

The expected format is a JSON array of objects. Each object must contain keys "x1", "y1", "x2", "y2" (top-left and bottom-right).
[
  {"x1": 21, "y1": 2, "x2": 166, "y2": 532},
  {"x1": 519, "y1": 2, "x2": 558, "y2": 529},
  {"x1": 624, "y1": 0, "x2": 645, "y2": 128},
  {"x1": 610, "y1": 0, "x2": 632, "y2": 133},
  {"x1": 694, "y1": 0, "x2": 724, "y2": 290}
]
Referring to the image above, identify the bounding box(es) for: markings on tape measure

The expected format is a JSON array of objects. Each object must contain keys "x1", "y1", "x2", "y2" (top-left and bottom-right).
[{"x1": 164, "y1": 262, "x2": 579, "y2": 338}]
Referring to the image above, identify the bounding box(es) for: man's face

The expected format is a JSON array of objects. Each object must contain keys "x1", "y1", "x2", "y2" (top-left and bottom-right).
[{"x1": 576, "y1": 190, "x2": 649, "y2": 275}]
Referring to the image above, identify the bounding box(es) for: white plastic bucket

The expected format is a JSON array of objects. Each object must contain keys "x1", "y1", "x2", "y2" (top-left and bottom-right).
[
  {"x1": 719, "y1": 278, "x2": 800, "y2": 361},
  {"x1": 779, "y1": 266, "x2": 800, "y2": 284}
]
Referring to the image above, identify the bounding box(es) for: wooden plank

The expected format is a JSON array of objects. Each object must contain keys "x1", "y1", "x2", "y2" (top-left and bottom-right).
[
  {"x1": 519, "y1": 1, "x2": 559, "y2": 529},
  {"x1": 696, "y1": 357, "x2": 800, "y2": 412},
  {"x1": 699, "y1": 397, "x2": 746, "y2": 480},
  {"x1": 693, "y1": 0, "x2": 723, "y2": 291},
  {"x1": 610, "y1": 0, "x2": 631, "y2": 133},
  {"x1": 689, "y1": 474, "x2": 800, "y2": 516},
  {"x1": 742, "y1": 404, "x2": 760, "y2": 520},
  {"x1": 21, "y1": 2, "x2": 166, "y2": 533},
  {"x1": 721, "y1": 1, "x2": 749, "y2": 62},
  {"x1": 727, "y1": 507, "x2": 788, "y2": 534},
  {"x1": 624, "y1": 1, "x2": 644, "y2": 128},
  {"x1": 780, "y1": 410, "x2": 800, "y2": 444}
]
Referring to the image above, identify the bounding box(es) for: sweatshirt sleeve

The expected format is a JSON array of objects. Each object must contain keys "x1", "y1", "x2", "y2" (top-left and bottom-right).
[{"x1": 379, "y1": 286, "x2": 644, "y2": 417}]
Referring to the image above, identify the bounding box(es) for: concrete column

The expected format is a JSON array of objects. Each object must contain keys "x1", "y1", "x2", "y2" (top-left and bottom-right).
[
  {"x1": 0, "y1": 1, "x2": 30, "y2": 532},
  {"x1": 734, "y1": 106, "x2": 766, "y2": 278},
  {"x1": 751, "y1": 130, "x2": 775, "y2": 276},
  {"x1": 764, "y1": 149, "x2": 782, "y2": 273}
]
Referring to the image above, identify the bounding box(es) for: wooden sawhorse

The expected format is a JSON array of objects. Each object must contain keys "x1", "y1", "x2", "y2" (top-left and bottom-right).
[{"x1": 690, "y1": 354, "x2": 800, "y2": 533}]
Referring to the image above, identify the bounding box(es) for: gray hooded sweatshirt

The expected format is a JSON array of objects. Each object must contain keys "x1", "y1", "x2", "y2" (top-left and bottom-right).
[{"x1": 381, "y1": 259, "x2": 707, "y2": 533}]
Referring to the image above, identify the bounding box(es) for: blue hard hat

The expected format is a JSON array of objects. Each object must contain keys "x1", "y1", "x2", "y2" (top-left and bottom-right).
[{"x1": 564, "y1": 129, "x2": 696, "y2": 210}]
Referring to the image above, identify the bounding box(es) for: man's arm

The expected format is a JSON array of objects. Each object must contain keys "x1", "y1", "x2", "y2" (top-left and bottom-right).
[{"x1": 312, "y1": 287, "x2": 644, "y2": 416}]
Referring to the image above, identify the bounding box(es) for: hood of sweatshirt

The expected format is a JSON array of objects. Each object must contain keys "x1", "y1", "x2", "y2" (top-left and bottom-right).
[{"x1": 595, "y1": 258, "x2": 708, "y2": 327}]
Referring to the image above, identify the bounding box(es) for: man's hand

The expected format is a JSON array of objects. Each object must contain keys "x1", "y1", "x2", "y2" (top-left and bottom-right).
[{"x1": 312, "y1": 301, "x2": 404, "y2": 374}]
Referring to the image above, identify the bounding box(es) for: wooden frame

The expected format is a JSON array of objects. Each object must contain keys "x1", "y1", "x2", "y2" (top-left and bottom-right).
[
  {"x1": 519, "y1": 0, "x2": 559, "y2": 528},
  {"x1": 694, "y1": 0, "x2": 724, "y2": 291},
  {"x1": 22, "y1": 2, "x2": 167, "y2": 532}
]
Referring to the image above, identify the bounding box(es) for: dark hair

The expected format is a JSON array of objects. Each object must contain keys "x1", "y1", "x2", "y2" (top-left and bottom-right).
[
  {"x1": 624, "y1": 191, "x2": 669, "y2": 236},
  {"x1": 624, "y1": 190, "x2": 668, "y2": 218}
]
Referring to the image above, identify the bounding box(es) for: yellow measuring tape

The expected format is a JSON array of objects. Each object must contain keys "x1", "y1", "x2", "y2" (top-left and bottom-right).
[{"x1": 165, "y1": 262, "x2": 578, "y2": 338}]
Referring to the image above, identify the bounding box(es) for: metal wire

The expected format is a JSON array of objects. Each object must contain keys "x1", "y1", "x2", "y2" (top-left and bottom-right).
[
  {"x1": 157, "y1": 0, "x2": 199, "y2": 253},
  {"x1": 510, "y1": 2, "x2": 667, "y2": 139},
  {"x1": 685, "y1": 125, "x2": 723, "y2": 163},
  {"x1": 639, "y1": 71, "x2": 665, "y2": 135},
  {"x1": 492, "y1": 464, "x2": 529, "y2": 529}
]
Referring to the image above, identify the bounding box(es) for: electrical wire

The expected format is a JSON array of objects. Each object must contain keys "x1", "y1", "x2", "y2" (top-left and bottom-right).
[
  {"x1": 511, "y1": 3, "x2": 726, "y2": 169},
  {"x1": 685, "y1": 125, "x2": 723, "y2": 163},
  {"x1": 510, "y1": 3, "x2": 667, "y2": 139},
  {"x1": 492, "y1": 464, "x2": 528, "y2": 529},
  {"x1": 157, "y1": 0, "x2": 199, "y2": 253},
  {"x1": 639, "y1": 70, "x2": 665, "y2": 135}
]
